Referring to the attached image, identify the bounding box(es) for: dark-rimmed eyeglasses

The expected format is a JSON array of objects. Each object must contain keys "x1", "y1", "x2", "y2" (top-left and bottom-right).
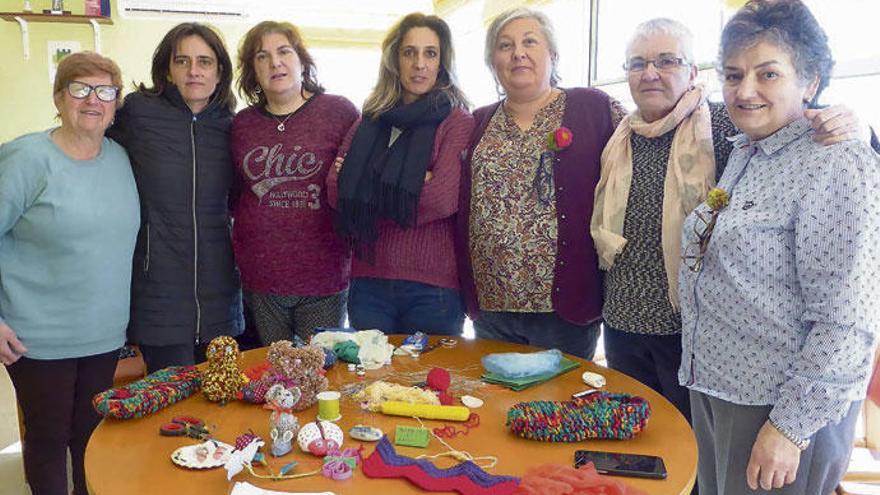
[
  {"x1": 533, "y1": 150, "x2": 555, "y2": 206},
  {"x1": 682, "y1": 208, "x2": 721, "y2": 273},
  {"x1": 67, "y1": 81, "x2": 119, "y2": 102},
  {"x1": 624, "y1": 56, "x2": 688, "y2": 73}
]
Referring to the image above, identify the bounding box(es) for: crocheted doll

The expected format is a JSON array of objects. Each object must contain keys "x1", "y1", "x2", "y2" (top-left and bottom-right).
[
  {"x1": 266, "y1": 341, "x2": 328, "y2": 411},
  {"x1": 202, "y1": 336, "x2": 246, "y2": 403},
  {"x1": 265, "y1": 383, "x2": 300, "y2": 457}
]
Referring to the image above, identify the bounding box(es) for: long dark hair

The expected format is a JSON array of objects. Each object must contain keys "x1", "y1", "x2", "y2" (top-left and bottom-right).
[{"x1": 138, "y1": 22, "x2": 236, "y2": 112}]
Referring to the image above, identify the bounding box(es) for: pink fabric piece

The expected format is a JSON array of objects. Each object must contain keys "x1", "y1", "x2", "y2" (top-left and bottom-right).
[{"x1": 513, "y1": 462, "x2": 649, "y2": 495}]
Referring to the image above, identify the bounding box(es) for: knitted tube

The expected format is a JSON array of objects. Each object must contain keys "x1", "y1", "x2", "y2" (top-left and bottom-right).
[
  {"x1": 506, "y1": 392, "x2": 650, "y2": 442},
  {"x1": 92, "y1": 366, "x2": 201, "y2": 419}
]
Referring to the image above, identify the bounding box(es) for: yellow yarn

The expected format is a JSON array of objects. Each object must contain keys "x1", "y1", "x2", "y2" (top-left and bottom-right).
[
  {"x1": 352, "y1": 381, "x2": 440, "y2": 412},
  {"x1": 380, "y1": 401, "x2": 470, "y2": 421},
  {"x1": 413, "y1": 417, "x2": 498, "y2": 469}
]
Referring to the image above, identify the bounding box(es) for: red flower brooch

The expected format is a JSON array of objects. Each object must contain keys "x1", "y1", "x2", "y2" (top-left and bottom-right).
[{"x1": 546, "y1": 127, "x2": 573, "y2": 152}]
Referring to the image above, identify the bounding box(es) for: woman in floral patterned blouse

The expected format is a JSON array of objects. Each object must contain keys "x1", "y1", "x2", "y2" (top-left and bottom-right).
[{"x1": 456, "y1": 7, "x2": 624, "y2": 359}]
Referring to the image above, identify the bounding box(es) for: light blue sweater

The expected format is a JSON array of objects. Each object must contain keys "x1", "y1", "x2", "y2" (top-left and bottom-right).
[{"x1": 0, "y1": 130, "x2": 140, "y2": 359}]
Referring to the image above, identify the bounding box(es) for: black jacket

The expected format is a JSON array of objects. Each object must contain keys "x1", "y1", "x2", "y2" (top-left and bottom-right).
[{"x1": 109, "y1": 87, "x2": 243, "y2": 346}]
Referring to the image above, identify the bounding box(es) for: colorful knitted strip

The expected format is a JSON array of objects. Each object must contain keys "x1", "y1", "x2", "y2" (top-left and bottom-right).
[
  {"x1": 506, "y1": 392, "x2": 650, "y2": 442},
  {"x1": 362, "y1": 436, "x2": 520, "y2": 495},
  {"x1": 92, "y1": 366, "x2": 201, "y2": 419}
]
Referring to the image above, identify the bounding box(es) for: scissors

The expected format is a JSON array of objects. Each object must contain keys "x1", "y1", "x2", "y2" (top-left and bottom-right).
[
  {"x1": 159, "y1": 415, "x2": 211, "y2": 440},
  {"x1": 421, "y1": 338, "x2": 458, "y2": 355}
]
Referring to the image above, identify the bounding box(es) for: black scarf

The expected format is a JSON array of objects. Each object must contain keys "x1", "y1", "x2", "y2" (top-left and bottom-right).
[{"x1": 334, "y1": 92, "x2": 452, "y2": 260}]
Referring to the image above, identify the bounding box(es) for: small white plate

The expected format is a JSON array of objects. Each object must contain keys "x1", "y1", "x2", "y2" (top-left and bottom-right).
[{"x1": 171, "y1": 440, "x2": 233, "y2": 470}]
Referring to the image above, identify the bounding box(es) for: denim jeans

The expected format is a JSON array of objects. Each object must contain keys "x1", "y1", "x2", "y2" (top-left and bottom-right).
[
  {"x1": 473, "y1": 311, "x2": 601, "y2": 360},
  {"x1": 348, "y1": 277, "x2": 465, "y2": 336}
]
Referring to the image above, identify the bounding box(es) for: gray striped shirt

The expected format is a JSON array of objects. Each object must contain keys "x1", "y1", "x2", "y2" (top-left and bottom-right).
[{"x1": 678, "y1": 118, "x2": 880, "y2": 441}]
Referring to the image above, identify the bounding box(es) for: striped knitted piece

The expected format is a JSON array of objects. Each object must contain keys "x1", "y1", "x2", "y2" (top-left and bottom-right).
[
  {"x1": 92, "y1": 366, "x2": 201, "y2": 419},
  {"x1": 506, "y1": 392, "x2": 650, "y2": 442},
  {"x1": 362, "y1": 436, "x2": 520, "y2": 495}
]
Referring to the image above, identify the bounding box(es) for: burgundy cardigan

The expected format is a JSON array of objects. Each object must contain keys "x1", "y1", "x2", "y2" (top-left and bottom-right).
[{"x1": 456, "y1": 87, "x2": 615, "y2": 325}]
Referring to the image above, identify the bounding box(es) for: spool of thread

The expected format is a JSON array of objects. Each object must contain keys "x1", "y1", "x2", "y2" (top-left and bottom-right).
[
  {"x1": 317, "y1": 391, "x2": 341, "y2": 422},
  {"x1": 380, "y1": 401, "x2": 470, "y2": 421}
]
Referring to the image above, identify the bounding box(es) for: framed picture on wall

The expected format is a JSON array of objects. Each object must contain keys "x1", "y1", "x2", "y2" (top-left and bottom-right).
[{"x1": 47, "y1": 41, "x2": 81, "y2": 84}]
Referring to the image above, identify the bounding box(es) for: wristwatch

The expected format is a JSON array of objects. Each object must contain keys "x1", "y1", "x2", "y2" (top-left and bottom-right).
[{"x1": 768, "y1": 419, "x2": 811, "y2": 451}]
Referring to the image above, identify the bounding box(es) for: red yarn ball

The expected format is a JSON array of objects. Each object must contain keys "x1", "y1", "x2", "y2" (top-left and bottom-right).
[{"x1": 426, "y1": 367, "x2": 451, "y2": 392}]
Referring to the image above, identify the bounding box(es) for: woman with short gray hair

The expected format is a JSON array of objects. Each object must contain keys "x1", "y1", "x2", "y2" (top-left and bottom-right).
[
  {"x1": 679, "y1": 1, "x2": 880, "y2": 493},
  {"x1": 457, "y1": 7, "x2": 626, "y2": 359}
]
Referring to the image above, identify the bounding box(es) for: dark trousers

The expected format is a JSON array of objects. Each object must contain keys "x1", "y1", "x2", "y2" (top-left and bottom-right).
[
  {"x1": 139, "y1": 343, "x2": 208, "y2": 374},
  {"x1": 7, "y1": 350, "x2": 119, "y2": 495},
  {"x1": 473, "y1": 311, "x2": 601, "y2": 360},
  {"x1": 348, "y1": 277, "x2": 465, "y2": 336},
  {"x1": 691, "y1": 390, "x2": 860, "y2": 495},
  {"x1": 603, "y1": 324, "x2": 691, "y2": 422}
]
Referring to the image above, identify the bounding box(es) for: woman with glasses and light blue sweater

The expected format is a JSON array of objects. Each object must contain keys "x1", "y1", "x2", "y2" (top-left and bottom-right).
[{"x1": 0, "y1": 52, "x2": 139, "y2": 495}]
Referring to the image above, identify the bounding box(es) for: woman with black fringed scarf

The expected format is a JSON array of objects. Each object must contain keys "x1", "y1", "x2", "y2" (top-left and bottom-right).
[{"x1": 327, "y1": 12, "x2": 474, "y2": 336}]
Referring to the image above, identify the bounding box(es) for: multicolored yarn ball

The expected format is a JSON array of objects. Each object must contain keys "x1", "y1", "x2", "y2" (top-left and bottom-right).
[
  {"x1": 506, "y1": 392, "x2": 650, "y2": 442},
  {"x1": 92, "y1": 366, "x2": 201, "y2": 419}
]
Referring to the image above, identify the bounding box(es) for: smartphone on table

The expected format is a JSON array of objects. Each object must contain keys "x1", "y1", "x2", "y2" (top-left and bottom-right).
[{"x1": 574, "y1": 450, "x2": 668, "y2": 479}]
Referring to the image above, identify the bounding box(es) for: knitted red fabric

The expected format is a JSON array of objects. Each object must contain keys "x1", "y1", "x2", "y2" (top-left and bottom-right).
[
  {"x1": 327, "y1": 109, "x2": 475, "y2": 289},
  {"x1": 362, "y1": 436, "x2": 519, "y2": 495}
]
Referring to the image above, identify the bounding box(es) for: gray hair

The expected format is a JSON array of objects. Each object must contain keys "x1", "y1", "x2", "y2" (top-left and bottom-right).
[
  {"x1": 720, "y1": 0, "x2": 833, "y2": 108},
  {"x1": 484, "y1": 7, "x2": 561, "y2": 92},
  {"x1": 625, "y1": 18, "x2": 695, "y2": 64}
]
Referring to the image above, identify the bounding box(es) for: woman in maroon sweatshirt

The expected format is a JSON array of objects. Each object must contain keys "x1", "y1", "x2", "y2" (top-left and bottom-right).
[
  {"x1": 231, "y1": 21, "x2": 358, "y2": 345},
  {"x1": 327, "y1": 13, "x2": 474, "y2": 336}
]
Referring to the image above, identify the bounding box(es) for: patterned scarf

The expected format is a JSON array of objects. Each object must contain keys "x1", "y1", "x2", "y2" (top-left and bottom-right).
[{"x1": 591, "y1": 84, "x2": 715, "y2": 309}]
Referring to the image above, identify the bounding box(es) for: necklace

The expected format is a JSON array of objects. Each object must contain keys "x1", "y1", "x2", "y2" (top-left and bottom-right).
[
  {"x1": 270, "y1": 112, "x2": 294, "y2": 132},
  {"x1": 266, "y1": 94, "x2": 309, "y2": 132}
]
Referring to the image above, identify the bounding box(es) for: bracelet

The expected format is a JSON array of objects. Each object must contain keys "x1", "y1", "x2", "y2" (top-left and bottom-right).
[{"x1": 768, "y1": 419, "x2": 810, "y2": 451}]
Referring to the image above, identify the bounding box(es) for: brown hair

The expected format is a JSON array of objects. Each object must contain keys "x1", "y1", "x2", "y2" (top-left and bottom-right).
[
  {"x1": 137, "y1": 22, "x2": 236, "y2": 113},
  {"x1": 237, "y1": 20, "x2": 324, "y2": 107},
  {"x1": 362, "y1": 12, "x2": 469, "y2": 118},
  {"x1": 53, "y1": 51, "x2": 124, "y2": 108}
]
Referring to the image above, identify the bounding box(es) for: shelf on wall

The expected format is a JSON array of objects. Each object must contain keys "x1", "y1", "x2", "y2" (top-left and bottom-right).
[
  {"x1": 2, "y1": 13, "x2": 112, "y2": 60},
  {"x1": 0, "y1": 12, "x2": 112, "y2": 24}
]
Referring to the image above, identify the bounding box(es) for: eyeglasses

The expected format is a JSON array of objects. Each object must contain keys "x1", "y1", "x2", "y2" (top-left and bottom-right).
[
  {"x1": 682, "y1": 208, "x2": 721, "y2": 273},
  {"x1": 67, "y1": 81, "x2": 119, "y2": 102},
  {"x1": 624, "y1": 56, "x2": 688, "y2": 73},
  {"x1": 533, "y1": 151, "x2": 555, "y2": 206}
]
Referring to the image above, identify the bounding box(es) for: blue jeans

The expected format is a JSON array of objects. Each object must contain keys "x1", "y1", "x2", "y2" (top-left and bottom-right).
[
  {"x1": 347, "y1": 277, "x2": 465, "y2": 336},
  {"x1": 473, "y1": 311, "x2": 601, "y2": 360}
]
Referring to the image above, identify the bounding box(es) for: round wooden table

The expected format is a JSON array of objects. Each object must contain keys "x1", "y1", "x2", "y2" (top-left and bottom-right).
[{"x1": 85, "y1": 337, "x2": 696, "y2": 494}]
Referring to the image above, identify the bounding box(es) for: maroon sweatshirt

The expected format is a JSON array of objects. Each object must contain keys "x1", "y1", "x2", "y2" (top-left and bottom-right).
[{"x1": 230, "y1": 93, "x2": 358, "y2": 295}]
